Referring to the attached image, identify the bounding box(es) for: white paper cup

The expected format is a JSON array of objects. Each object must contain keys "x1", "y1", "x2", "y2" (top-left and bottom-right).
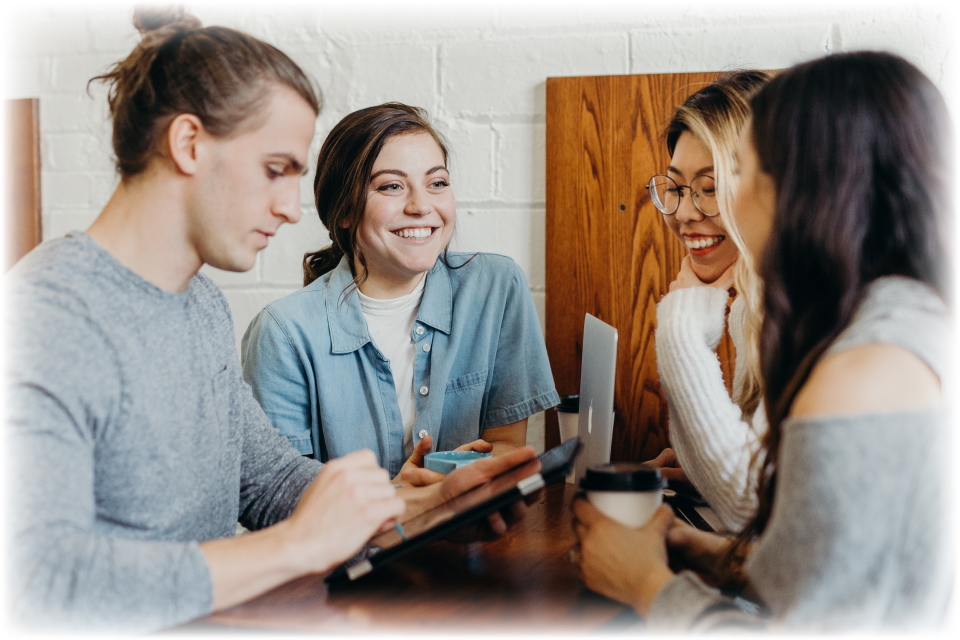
[
  {"x1": 585, "y1": 489, "x2": 662, "y2": 528},
  {"x1": 557, "y1": 411, "x2": 579, "y2": 443},
  {"x1": 556, "y1": 394, "x2": 580, "y2": 443},
  {"x1": 580, "y1": 463, "x2": 665, "y2": 528}
]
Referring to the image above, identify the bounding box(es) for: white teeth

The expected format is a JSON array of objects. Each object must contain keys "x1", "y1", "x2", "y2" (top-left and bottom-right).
[
  {"x1": 395, "y1": 227, "x2": 433, "y2": 239},
  {"x1": 684, "y1": 235, "x2": 724, "y2": 249}
]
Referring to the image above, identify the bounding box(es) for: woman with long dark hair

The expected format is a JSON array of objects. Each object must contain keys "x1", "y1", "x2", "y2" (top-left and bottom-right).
[{"x1": 572, "y1": 51, "x2": 951, "y2": 631}]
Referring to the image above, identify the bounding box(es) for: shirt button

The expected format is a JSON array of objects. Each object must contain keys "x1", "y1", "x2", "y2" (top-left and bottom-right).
[
  {"x1": 419, "y1": 386, "x2": 429, "y2": 396},
  {"x1": 415, "y1": 325, "x2": 425, "y2": 336},
  {"x1": 418, "y1": 429, "x2": 428, "y2": 439},
  {"x1": 422, "y1": 343, "x2": 431, "y2": 352}
]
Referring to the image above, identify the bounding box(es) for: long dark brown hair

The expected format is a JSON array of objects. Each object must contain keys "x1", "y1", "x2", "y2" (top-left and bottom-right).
[
  {"x1": 726, "y1": 51, "x2": 951, "y2": 584},
  {"x1": 303, "y1": 103, "x2": 450, "y2": 288},
  {"x1": 91, "y1": 5, "x2": 320, "y2": 178}
]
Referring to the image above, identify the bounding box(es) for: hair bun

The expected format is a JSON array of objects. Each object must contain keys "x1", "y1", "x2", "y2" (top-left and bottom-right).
[{"x1": 132, "y1": 4, "x2": 202, "y2": 35}]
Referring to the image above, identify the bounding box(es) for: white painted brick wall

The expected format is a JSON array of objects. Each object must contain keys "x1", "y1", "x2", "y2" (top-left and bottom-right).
[
  {"x1": 3, "y1": 1, "x2": 952, "y2": 454},
  {"x1": 441, "y1": 34, "x2": 629, "y2": 117}
]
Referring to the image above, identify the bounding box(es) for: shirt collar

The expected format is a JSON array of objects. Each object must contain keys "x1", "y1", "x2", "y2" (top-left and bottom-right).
[
  {"x1": 324, "y1": 256, "x2": 371, "y2": 354},
  {"x1": 324, "y1": 255, "x2": 453, "y2": 354},
  {"x1": 417, "y1": 257, "x2": 453, "y2": 335}
]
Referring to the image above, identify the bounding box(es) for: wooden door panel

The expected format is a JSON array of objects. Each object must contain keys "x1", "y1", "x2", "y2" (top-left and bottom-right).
[
  {"x1": 5, "y1": 98, "x2": 42, "y2": 272},
  {"x1": 545, "y1": 73, "x2": 735, "y2": 462}
]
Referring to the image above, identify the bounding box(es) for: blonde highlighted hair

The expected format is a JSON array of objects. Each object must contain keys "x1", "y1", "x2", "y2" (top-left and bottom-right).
[{"x1": 664, "y1": 70, "x2": 771, "y2": 419}]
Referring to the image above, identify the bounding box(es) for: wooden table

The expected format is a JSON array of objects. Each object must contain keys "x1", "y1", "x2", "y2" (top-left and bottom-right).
[{"x1": 194, "y1": 483, "x2": 636, "y2": 633}]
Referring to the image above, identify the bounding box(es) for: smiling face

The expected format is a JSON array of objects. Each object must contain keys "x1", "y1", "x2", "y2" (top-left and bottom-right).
[
  {"x1": 353, "y1": 131, "x2": 456, "y2": 298},
  {"x1": 188, "y1": 84, "x2": 316, "y2": 272},
  {"x1": 732, "y1": 123, "x2": 778, "y2": 265},
  {"x1": 663, "y1": 131, "x2": 739, "y2": 283}
]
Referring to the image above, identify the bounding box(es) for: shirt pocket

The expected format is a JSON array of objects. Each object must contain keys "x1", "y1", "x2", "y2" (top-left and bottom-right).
[
  {"x1": 441, "y1": 368, "x2": 488, "y2": 447},
  {"x1": 445, "y1": 368, "x2": 488, "y2": 394}
]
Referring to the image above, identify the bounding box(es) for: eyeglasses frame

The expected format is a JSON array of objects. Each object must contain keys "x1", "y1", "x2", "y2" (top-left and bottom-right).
[{"x1": 645, "y1": 174, "x2": 720, "y2": 217}]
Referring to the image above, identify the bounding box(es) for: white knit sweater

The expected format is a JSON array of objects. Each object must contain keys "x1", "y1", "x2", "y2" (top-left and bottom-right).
[{"x1": 655, "y1": 286, "x2": 766, "y2": 531}]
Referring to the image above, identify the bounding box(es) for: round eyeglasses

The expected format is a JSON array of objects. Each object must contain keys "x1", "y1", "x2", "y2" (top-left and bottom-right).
[{"x1": 646, "y1": 174, "x2": 719, "y2": 217}]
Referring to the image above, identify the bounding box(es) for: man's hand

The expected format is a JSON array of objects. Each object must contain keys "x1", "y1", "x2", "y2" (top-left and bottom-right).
[
  {"x1": 393, "y1": 435, "x2": 495, "y2": 487},
  {"x1": 285, "y1": 449, "x2": 406, "y2": 573},
  {"x1": 201, "y1": 449, "x2": 404, "y2": 612}
]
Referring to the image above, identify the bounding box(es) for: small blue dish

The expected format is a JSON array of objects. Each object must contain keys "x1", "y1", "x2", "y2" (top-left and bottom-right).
[{"x1": 424, "y1": 450, "x2": 492, "y2": 474}]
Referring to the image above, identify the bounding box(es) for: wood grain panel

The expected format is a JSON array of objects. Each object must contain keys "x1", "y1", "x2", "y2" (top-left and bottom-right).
[
  {"x1": 545, "y1": 73, "x2": 735, "y2": 462},
  {"x1": 5, "y1": 98, "x2": 42, "y2": 272}
]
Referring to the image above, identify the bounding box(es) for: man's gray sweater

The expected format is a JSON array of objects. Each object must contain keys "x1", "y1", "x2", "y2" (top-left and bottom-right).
[{"x1": 6, "y1": 232, "x2": 321, "y2": 632}]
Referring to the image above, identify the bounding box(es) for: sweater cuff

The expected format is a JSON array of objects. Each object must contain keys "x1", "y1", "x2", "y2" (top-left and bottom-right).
[
  {"x1": 646, "y1": 571, "x2": 752, "y2": 631},
  {"x1": 657, "y1": 286, "x2": 730, "y2": 350},
  {"x1": 181, "y1": 542, "x2": 215, "y2": 624}
]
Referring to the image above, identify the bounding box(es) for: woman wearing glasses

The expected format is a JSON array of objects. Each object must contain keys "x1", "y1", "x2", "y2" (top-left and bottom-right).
[
  {"x1": 574, "y1": 51, "x2": 950, "y2": 631},
  {"x1": 646, "y1": 71, "x2": 771, "y2": 532}
]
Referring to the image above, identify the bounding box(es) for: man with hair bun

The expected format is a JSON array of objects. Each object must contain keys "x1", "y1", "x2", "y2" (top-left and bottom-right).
[{"x1": 5, "y1": 7, "x2": 537, "y2": 632}]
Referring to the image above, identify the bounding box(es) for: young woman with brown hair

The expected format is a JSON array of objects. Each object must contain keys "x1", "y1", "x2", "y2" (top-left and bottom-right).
[
  {"x1": 573, "y1": 51, "x2": 951, "y2": 631},
  {"x1": 242, "y1": 103, "x2": 559, "y2": 483}
]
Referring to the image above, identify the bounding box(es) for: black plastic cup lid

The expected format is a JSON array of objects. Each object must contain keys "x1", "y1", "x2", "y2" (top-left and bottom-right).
[
  {"x1": 579, "y1": 463, "x2": 665, "y2": 492},
  {"x1": 555, "y1": 395, "x2": 617, "y2": 414},
  {"x1": 556, "y1": 394, "x2": 580, "y2": 413}
]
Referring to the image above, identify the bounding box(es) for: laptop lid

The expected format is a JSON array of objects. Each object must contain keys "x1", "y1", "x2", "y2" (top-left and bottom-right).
[{"x1": 573, "y1": 313, "x2": 618, "y2": 483}]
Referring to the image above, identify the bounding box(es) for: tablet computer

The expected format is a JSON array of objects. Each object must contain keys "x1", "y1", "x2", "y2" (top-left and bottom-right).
[{"x1": 325, "y1": 437, "x2": 583, "y2": 588}]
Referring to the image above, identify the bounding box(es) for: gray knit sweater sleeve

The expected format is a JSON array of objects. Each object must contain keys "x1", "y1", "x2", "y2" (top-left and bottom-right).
[
  {"x1": 647, "y1": 276, "x2": 951, "y2": 632},
  {"x1": 5, "y1": 234, "x2": 320, "y2": 632},
  {"x1": 655, "y1": 287, "x2": 764, "y2": 531},
  {"x1": 7, "y1": 280, "x2": 213, "y2": 631}
]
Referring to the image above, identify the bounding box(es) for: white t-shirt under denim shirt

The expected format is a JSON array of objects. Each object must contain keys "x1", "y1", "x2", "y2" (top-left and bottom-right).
[
  {"x1": 358, "y1": 275, "x2": 426, "y2": 458},
  {"x1": 242, "y1": 253, "x2": 560, "y2": 477}
]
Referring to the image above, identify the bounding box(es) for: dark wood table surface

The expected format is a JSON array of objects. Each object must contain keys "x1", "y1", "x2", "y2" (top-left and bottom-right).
[{"x1": 191, "y1": 482, "x2": 636, "y2": 633}]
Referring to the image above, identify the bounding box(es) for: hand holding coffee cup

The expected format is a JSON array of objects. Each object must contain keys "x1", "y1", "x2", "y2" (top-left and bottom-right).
[{"x1": 579, "y1": 463, "x2": 666, "y2": 528}]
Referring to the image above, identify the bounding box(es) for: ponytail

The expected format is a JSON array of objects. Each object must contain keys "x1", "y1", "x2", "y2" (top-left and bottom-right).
[{"x1": 302, "y1": 245, "x2": 345, "y2": 286}]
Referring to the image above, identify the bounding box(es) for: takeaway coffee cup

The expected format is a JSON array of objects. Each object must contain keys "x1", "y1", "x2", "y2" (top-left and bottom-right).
[
  {"x1": 556, "y1": 394, "x2": 580, "y2": 443},
  {"x1": 579, "y1": 463, "x2": 665, "y2": 528}
]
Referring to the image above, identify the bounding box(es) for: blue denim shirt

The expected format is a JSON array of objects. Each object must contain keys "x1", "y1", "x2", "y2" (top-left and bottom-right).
[{"x1": 241, "y1": 253, "x2": 559, "y2": 477}]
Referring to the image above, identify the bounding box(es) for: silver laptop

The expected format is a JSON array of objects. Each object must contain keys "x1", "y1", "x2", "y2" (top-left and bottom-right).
[{"x1": 573, "y1": 314, "x2": 618, "y2": 483}]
